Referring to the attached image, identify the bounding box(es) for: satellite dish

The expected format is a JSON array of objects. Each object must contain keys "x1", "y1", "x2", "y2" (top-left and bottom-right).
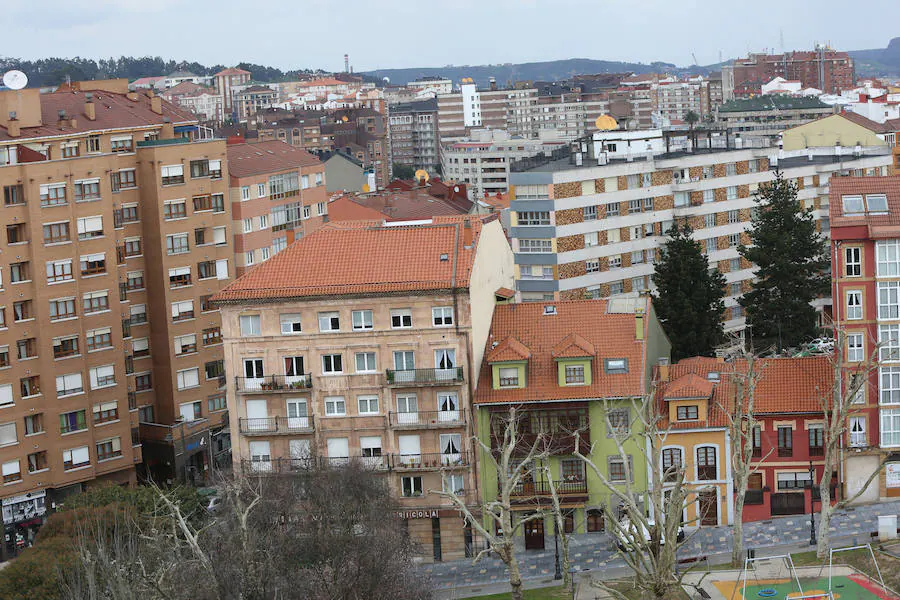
[
  {"x1": 382, "y1": 76, "x2": 390, "y2": 84},
  {"x1": 2, "y1": 70, "x2": 28, "y2": 91},
  {"x1": 453, "y1": 186, "x2": 460, "y2": 193}
]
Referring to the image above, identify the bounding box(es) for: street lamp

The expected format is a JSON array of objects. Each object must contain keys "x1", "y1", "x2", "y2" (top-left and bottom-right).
[
  {"x1": 809, "y1": 460, "x2": 817, "y2": 546},
  {"x1": 553, "y1": 517, "x2": 562, "y2": 580}
]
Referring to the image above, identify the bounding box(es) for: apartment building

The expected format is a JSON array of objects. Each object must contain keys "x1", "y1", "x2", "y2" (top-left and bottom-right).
[
  {"x1": 213, "y1": 215, "x2": 514, "y2": 562},
  {"x1": 474, "y1": 297, "x2": 670, "y2": 548},
  {"x1": 388, "y1": 98, "x2": 441, "y2": 173},
  {"x1": 830, "y1": 175, "x2": 900, "y2": 501},
  {"x1": 214, "y1": 67, "x2": 252, "y2": 118},
  {"x1": 715, "y1": 96, "x2": 835, "y2": 144},
  {"x1": 441, "y1": 129, "x2": 566, "y2": 201},
  {"x1": 160, "y1": 82, "x2": 224, "y2": 124},
  {"x1": 725, "y1": 47, "x2": 855, "y2": 97},
  {"x1": 0, "y1": 81, "x2": 234, "y2": 556},
  {"x1": 226, "y1": 141, "x2": 328, "y2": 276},
  {"x1": 235, "y1": 86, "x2": 278, "y2": 122},
  {"x1": 507, "y1": 119, "x2": 893, "y2": 331},
  {"x1": 437, "y1": 81, "x2": 538, "y2": 139}
]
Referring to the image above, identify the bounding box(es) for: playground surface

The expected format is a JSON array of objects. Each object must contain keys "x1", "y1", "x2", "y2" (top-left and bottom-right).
[{"x1": 713, "y1": 575, "x2": 899, "y2": 600}]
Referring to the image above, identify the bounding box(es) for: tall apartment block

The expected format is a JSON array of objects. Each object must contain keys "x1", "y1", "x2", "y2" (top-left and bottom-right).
[
  {"x1": 725, "y1": 47, "x2": 855, "y2": 97},
  {"x1": 213, "y1": 215, "x2": 515, "y2": 562},
  {"x1": 226, "y1": 140, "x2": 328, "y2": 276},
  {"x1": 0, "y1": 80, "x2": 233, "y2": 556},
  {"x1": 507, "y1": 119, "x2": 893, "y2": 331},
  {"x1": 830, "y1": 176, "x2": 900, "y2": 501},
  {"x1": 388, "y1": 98, "x2": 441, "y2": 173},
  {"x1": 437, "y1": 81, "x2": 538, "y2": 139}
]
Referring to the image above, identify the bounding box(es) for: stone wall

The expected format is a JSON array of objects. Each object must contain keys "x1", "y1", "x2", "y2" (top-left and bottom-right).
[{"x1": 554, "y1": 182, "x2": 581, "y2": 199}]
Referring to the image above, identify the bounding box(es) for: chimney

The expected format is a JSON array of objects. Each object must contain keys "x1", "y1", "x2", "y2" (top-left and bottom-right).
[
  {"x1": 285, "y1": 229, "x2": 296, "y2": 246},
  {"x1": 463, "y1": 220, "x2": 473, "y2": 249},
  {"x1": 84, "y1": 94, "x2": 96, "y2": 121},
  {"x1": 658, "y1": 357, "x2": 670, "y2": 382},
  {"x1": 635, "y1": 308, "x2": 645, "y2": 340},
  {"x1": 69, "y1": 116, "x2": 77, "y2": 129},
  {"x1": 126, "y1": 91, "x2": 139, "y2": 102},
  {"x1": 489, "y1": 77, "x2": 497, "y2": 91},
  {"x1": 160, "y1": 116, "x2": 175, "y2": 140},
  {"x1": 7, "y1": 114, "x2": 20, "y2": 138},
  {"x1": 150, "y1": 96, "x2": 163, "y2": 115}
]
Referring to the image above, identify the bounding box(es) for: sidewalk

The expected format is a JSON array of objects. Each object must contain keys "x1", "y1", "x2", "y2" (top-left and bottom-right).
[{"x1": 425, "y1": 499, "x2": 900, "y2": 596}]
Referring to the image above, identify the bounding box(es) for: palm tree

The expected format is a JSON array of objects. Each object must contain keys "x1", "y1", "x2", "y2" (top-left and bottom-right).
[{"x1": 684, "y1": 110, "x2": 700, "y2": 151}]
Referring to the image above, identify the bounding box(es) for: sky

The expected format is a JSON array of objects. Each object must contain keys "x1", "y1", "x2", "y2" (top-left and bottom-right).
[{"x1": 4, "y1": 0, "x2": 897, "y2": 72}]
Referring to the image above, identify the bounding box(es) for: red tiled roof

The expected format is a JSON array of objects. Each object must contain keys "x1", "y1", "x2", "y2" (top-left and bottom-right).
[
  {"x1": 839, "y1": 111, "x2": 891, "y2": 134},
  {"x1": 327, "y1": 189, "x2": 472, "y2": 222},
  {"x1": 326, "y1": 196, "x2": 387, "y2": 221},
  {"x1": 883, "y1": 118, "x2": 900, "y2": 132},
  {"x1": 485, "y1": 337, "x2": 532, "y2": 362},
  {"x1": 551, "y1": 333, "x2": 596, "y2": 359},
  {"x1": 474, "y1": 299, "x2": 648, "y2": 404},
  {"x1": 216, "y1": 67, "x2": 251, "y2": 76},
  {"x1": 662, "y1": 373, "x2": 714, "y2": 400},
  {"x1": 226, "y1": 141, "x2": 321, "y2": 178},
  {"x1": 495, "y1": 287, "x2": 515, "y2": 299},
  {"x1": 212, "y1": 215, "x2": 494, "y2": 303},
  {"x1": 0, "y1": 90, "x2": 197, "y2": 142},
  {"x1": 829, "y1": 175, "x2": 900, "y2": 231}
]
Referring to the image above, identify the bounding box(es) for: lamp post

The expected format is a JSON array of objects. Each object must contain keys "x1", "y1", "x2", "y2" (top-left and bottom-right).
[
  {"x1": 553, "y1": 517, "x2": 562, "y2": 580},
  {"x1": 809, "y1": 460, "x2": 817, "y2": 546}
]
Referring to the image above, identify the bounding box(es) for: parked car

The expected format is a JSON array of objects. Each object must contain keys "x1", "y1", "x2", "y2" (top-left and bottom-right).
[
  {"x1": 808, "y1": 337, "x2": 835, "y2": 353},
  {"x1": 614, "y1": 516, "x2": 685, "y2": 551}
]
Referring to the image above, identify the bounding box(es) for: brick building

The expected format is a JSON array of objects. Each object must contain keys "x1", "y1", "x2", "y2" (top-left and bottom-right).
[{"x1": 726, "y1": 48, "x2": 855, "y2": 97}]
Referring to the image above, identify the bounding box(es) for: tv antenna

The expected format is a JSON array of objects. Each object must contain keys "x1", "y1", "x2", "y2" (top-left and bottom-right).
[{"x1": 2, "y1": 70, "x2": 28, "y2": 90}]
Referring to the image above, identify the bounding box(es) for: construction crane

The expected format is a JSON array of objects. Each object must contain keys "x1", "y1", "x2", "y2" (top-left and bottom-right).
[{"x1": 692, "y1": 52, "x2": 699, "y2": 66}]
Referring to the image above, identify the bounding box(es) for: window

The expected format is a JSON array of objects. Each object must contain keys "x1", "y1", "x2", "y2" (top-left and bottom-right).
[
  {"x1": 704, "y1": 213, "x2": 716, "y2": 228},
  {"x1": 166, "y1": 233, "x2": 189, "y2": 255},
  {"x1": 23, "y1": 414, "x2": 42, "y2": 436},
  {"x1": 696, "y1": 447, "x2": 717, "y2": 480},
  {"x1": 726, "y1": 186, "x2": 737, "y2": 200},
  {"x1": 584, "y1": 232, "x2": 599, "y2": 247},
  {"x1": 129, "y1": 304, "x2": 147, "y2": 325},
  {"x1": 564, "y1": 364, "x2": 585, "y2": 384},
  {"x1": 808, "y1": 424, "x2": 824, "y2": 456},
  {"x1": 179, "y1": 401, "x2": 202, "y2": 422},
  {"x1": 48, "y1": 297, "x2": 76, "y2": 321},
  {"x1": 171, "y1": 300, "x2": 194, "y2": 322},
  {"x1": 124, "y1": 237, "x2": 141, "y2": 257},
  {"x1": 607, "y1": 408, "x2": 630, "y2": 436},
  {"x1": 847, "y1": 333, "x2": 864, "y2": 362},
  {"x1": 84, "y1": 327, "x2": 112, "y2": 352},
  {"x1": 402, "y1": 476, "x2": 423, "y2": 497},
  {"x1": 703, "y1": 189, "x2": 714, "y2": 203},
  {"x1": 0, "y1": 422, "x2": 17, "y2": 448},
  {"x1": 358, "y1": 395, "x2": 379, "y2": 415},
  {"x1": 608, "y1": 456, "x2": 633, "y2": 483},
  {"x1": 432, "y1": 306, "x2": 454, "y2": 326},
  {"x1": 93, "y1": 401, "x2": 119, "y2": 424},
  {"x1": 586, "y1": 259, "x2": 600, "y2": 273},
  {"x1": 259, "y1": 214, "x2": 268, "y2": 230},
  {"x1": 43, "y1": 221, "x2": 71, "y2": 244},
  {"x1": 729, "y1": 233, "x2": 740, "y2": 248},
  {"x1": 609, "y1": 255, "x2": 622, "y2": 269},
  {"x1": 240, "y1": 186, "x2": 250, "y2": 200},
  {"x1": 845, "y1": 247, "x2": 861, "y2": 277},
  {"x1": 0, "y1": 346, "x2": 7, "y2": 368},
  {"x1": 877, "y1": 240, "x2": 900, "y2": 277},
  {"x1": 208, "y1": 393, "x2": 227, "y2": 412},
  {"x1": 394, "y1": 350, "x2": 415, "y2": 371},
  {"x1": 0, "y1": 384, "x2": 11, "y2": 407},
  {"x1": 40, "y1": 183, "x2": 67, "y2": 207},
  {"x1": 83, "y1": 290, "x2": 109, "y2": 314},
  {"x1": 16, "y1": 338, "x2": 36, "y2": 360},
  {"x1": 161, "y1": 164, "x2": 185, "y2": 186},
  {"x1": 884, "y1": 410, "x2": 900, "y2": 446},
  {"x1": 90, "y1": 365, "x2": 116, "y2": 389},
  {"x1": 239, "y1": 314, "x2": 261, "y2": 336},
  {"x1": 135, "y1": 372, "x2": 152, "y2": 392},
  {"x1": 74, "y1": 179, "x2": 100, "y2": 202},
  {"x1": 257, "y1": 183, "x2": 266, "y2": 197},
  {"x1": 63, "y1": 446, "x2": 90, "y2": 470},
  {"x1": 777, "y1": 426, "x2": 793, "y2": 457},
  {"x1": 110, "y1": 135, "x2": 133, "y2": 153},
  {"x1": 110, "y1": 169, "x2": 136, "y2": 191},
  {"x1": 243, "y1": 218, "x2": 252, "y2": 234},
  {"x1": 498, "y1": 367, "x2": 519, "y2": 387},
  {"x1": 677, "y1": 405, "x2": 699, "y2": 420},
  {"x1": 730, "y1": 258, "x2": 742, "y2": 272},
  {"x1": 79, "y1": 253, "x2": 106, "y2": 276},
  {"x1": 118, "y1": 204, "x2": 138, "y2": 226},
  {"x1": 12, "y1": 300, "x2": 32, "y2": 322},
  {"x1": 203, "y1": 327, "x2": 222, "y2": 346},
  {"x1": 176, "y1": 368, "x2": 200, "y2": 391},
  {"x1": 76, "y1": 216, "x2": 103, "y2": 240},
  {"x1": 280, "y1": 313, "x2": 302, "y2": 335},
  {"x1": 847, "y1": 290, "x2": 863, "y2": 320},
  {"x1": 519, "y1": 239, "x2": 552, "y2": 253},
  {"x1": 881, "y1": 325, "x2": 900, "y2": 361},
  {"x1": 777, "y1": 471, "x2": 812, "y2": 490},
  {"x1": 850, "y1": 416, "x2": 867, "y2": 447},
  {"x1": 4, "y1": 184, "x2": 25, "y2": 206},
  {"x1": 352, "y1": 310, "x2": 373, "y2": 330},
  {"x1": 355, "y1": 352, "x2": 377, "y2": 373},
  {"x1": 324, "y1": 396, "x2": 346, "y2": 416},
  {"x1": 604, "y1": 358, "x2": 628, "y2": 373},
  {"x1": 583, "y1": 205, "x2": 597, "y2": 221},
  {"x1": 190, "y1": 159, "x2": 210, "y2": 178},
  {"x1": 174, "y1": 334, "x2": 197, "y2": 356},
  {"x1": 518, "y1": 211, "x2": 550, "y2": 225},
  {"x1": 132, "y1": 337, "x2": 150, "y2": 358},
  {"x1": 661, "y1": 448, "x2": 683, "y2": 481},
  {"x1": 60, "y1": 409, "x2": 87, "y2": 434},
  {"x1": 879, "y1": 282, "x2": 900, "y2": 319},
  {"x1": 867, "y1": 194, "x2": 888, "y2": 213},
  {"x1": 391, "y1": 309, "x2": 412, "y2": 328},
  {"x1": 10, "y1": 262, "x2": 30, "y2": 283},
  {"x1": 126, "y1": 271, "x2": 144, "y2": 291},
  {"x1": 607, "y1": 201, "x2": 621, "y2": 216},
  {"x1": 197, "y1": 260, "x2": 216, "y2": 280},
  {"x1": 318, "y1": 312, "x2": 340, "y2": 331},
  {"x1": 96, "y1": 437, "x2": 122, "y2": 461},
  {"x1": 164, "y1": 200, "x2": 187, "y2": 220},
  {"x1": 323, "y1": 354, "x2": 343, "y2": 374}
]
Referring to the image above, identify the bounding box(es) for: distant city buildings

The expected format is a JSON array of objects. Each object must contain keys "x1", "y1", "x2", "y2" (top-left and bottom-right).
[
  {"x1": 388, "y1": 98, "x2": 441, "y2": 173},
  {"x1": 724, "y1": 47, "x2": 855, "y2": 97},
  {"x1": 214, "y1": 67, "x2": 252, "y2": 118}
]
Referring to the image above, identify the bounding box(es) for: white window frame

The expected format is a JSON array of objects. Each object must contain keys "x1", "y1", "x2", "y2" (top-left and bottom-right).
[{"x1": 432, "y1": 306, "x2": 454, "y2": 327}]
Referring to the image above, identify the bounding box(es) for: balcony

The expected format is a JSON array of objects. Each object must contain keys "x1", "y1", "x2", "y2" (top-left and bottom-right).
[
  {"x1": 240, "y1": 455, "x2": 389, "y2": 475},
  {"x1": 389, "y1": 410, "x2": 465, "y2": 429},
  {"x1": 510, "y1": 479, "x2": 588, "y2": 498},
  {"x1": 238, "y1": 415, "x2": 315, "y2": 435},
  {"x1": 385, "y1": 367, "x2": 464, "y2": 386},
  {"x1": 235, "y1": 374, "x2": 312, "y2": 393},
  {"x1": 391, "y1": 452, "x2": 470, "y2": 471}
]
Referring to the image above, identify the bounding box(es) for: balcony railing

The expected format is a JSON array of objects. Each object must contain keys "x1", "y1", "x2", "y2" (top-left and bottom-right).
[
  {"x1": 389, "y1": 410, "x2": 465, "y2": 428},
  {"x1": 510, "y1": 479, "x2": 588, "y2": 497},
  {"x1": 238, "y1": 416, "x2": 315, "y2": 434},
  {"x1": 391, "y1": 452, "x2": 469, "y2": 470},
  {"x1": 385, "y1": 367, "x2": 464, "y2": 385},
  {"x1": 235, "y1": 374, "x2": 312, "y2": 393},
  {"x1": 808, "y1": 446, "x2": 824, "y2": 457},
  {"x1": 241, "y1": 455, "x2": 389, "y2": 474}
]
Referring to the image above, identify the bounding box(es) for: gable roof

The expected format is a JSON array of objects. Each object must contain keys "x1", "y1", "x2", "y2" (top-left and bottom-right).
[
  {"x1": 485, "y1": 337, "x2": 532, "y2": 363},
  {"x1": 474, "y1": 299, "x2": 649, "y2": 405},
  {"x1": 829, "y1": 175, "x2": 900, "y2": 231},
  {"x1": 326, "y1": 196, "x2": 388, "y2": 221},
  {"x1": 226, "y1": 141, "x2": 321, "y2": 178},
  {"x1": 551, "y1": 333, "x2": 596, "y2": 359},
  {"x1": 662, "y1": 373, "x2": 715, "y2": 400},
  {"x1": 212, "y1": 215, "x2": 497, "y2": 303},
  {"x1": 839, "y1": 110, "x2": 892, "y2": 134}
]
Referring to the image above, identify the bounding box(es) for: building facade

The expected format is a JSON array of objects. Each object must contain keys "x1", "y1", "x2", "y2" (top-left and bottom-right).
[
  {"x1": 226, "y1": 141, "x2": 328, "y2": 276},
  {"x1": 726, "y1": 48, "x2": 855, "y2": 97},
  {"x1": 715, "y1": 96, "x2": 835, "y2": 144},
  {"x1": 213, "y1": 215, "x2": 514, "y2": 562},
  {"x1": 388, "y1": 98, "x2": 441, "y2": 173},
  {"x1": 214, "y1": 67, "x2": 252, "y2": 119},
  {"x1": 0, "y1": 81, "x2": 234, "y2": 556}
]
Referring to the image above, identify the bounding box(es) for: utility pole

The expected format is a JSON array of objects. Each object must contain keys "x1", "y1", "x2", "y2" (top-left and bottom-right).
[{"x1": 809, "y1": 460, "x2": 817, "y2": 546}]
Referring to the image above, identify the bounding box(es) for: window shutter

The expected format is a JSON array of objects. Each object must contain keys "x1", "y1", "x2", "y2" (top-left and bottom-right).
[
  {"x1": 0, "y1": 384, "x2": 12, "y2": 405},
  {"x1": 72, "y1": 447, "x2": 90, "y2": 464},
  {"x1": 215, "y1": 259, "x2": 228, "y2": 280},
  {"x1": 213, "y1": 227, "x2": 226, "y2": 244},
  {"x1": 1, "y1": 460, "x2": 20, "y2": 476},
  {"x1": 0, "y1": 423, "x2": 17, "y2": 445}
]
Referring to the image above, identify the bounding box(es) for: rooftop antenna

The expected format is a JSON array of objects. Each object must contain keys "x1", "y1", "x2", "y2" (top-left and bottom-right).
[
  {"x1": 2, "y1": 70, "x2": 28, "y2": 90},
  {"x1": 780, "y1": 28, "x2": 785, "y2": 53}
]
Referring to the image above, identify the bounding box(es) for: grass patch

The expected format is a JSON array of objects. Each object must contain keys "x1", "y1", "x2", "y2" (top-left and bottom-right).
[
  {"x1": 467, "y1": 585, "x2": 569, "y2": 600},
  {"x1": 789, "y1": 546, "x2": 900, "y2": 592}
]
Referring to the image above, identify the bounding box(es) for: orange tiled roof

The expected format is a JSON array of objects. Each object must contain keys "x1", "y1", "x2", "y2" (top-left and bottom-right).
[
  {"x1": 486, "y1": 337, "x2": 532, "y2": 363},
  {"x1": 551, "y1": 333, "x2": 596, "y2": 359},
  {"x1": 216, "y1": 67, "x2": 251, "y2": 76},
  {"x1": 495, "y1": 287, "x2": 515, "y2": 299},
  {"x1": 226, "y1": 141, "x2": 321, "y2": 178},
  {"x1": 474, "y1": 299, "x2": 648, "y2": 404},
  {"x1": 830, "y1": 175, "x2": 900, "y2": 231},
  {"x1": 212, "y1": 215, "x2": 494, "y2": 303},
  {"x1": 839, "y1": 111, "x2": 892, "y2": 134},
  {"x1": 327, "y1": 196, "x2": 388, "y2": 221},
  {"x1": 662, "y1": 373, "x2": 714, "y2": 400}
]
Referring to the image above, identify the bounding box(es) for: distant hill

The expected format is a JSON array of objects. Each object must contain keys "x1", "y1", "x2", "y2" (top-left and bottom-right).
[{"x1": 850, "y1": 37, "x2": 900, "y2": 76}]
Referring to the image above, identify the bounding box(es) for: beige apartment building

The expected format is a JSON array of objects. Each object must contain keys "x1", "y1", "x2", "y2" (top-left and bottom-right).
[
  {"x1": 213, "y1": 215, "x2": 514, "y2": 561},
  {"x1": 226, "y1": 141, "x2": 329, "y2": 276},
  {"x1": 508, "y1": 119, "x2": 894, "y2": 331},
  {"x1": 0, "y1": 80, "x2": 233, "y2": 556}
]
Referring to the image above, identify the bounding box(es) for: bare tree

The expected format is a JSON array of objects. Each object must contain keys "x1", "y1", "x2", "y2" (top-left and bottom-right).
[
  {"x1": 816, "y1": 328, "x2": 886, "y2": 558},
  {"x1": 432, "y1": 406, "x2": 549, "y2": 600},
  {"x1": 543, "y1": 470, "x2": 572, "y2": 593},
  {"x1": 574, "y1": 394, "x2": 705, "y2": 600}
]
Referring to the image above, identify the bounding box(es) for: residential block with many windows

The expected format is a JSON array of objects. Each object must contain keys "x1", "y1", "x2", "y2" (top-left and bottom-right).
[{"x1": 213, "y1": 215, "x2": 514, "y2": 562}]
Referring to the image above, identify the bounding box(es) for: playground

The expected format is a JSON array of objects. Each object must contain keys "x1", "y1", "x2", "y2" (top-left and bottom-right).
[{"x1": 713, "y1": 575, "x2": 898, "y2": 600}]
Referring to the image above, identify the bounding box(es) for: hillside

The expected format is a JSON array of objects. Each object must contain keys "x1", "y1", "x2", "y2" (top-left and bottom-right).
[{"x1": 849, "y1": 36, "x2": 900, "y2": 75}]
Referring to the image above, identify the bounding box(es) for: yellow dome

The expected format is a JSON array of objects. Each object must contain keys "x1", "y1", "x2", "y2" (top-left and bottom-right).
[
  {"x1": 414, "y1": 169, "x2": 429, "y2": 182},
  {"x1": 594, "y1": 115, "x2": 618, "y2": 131}
]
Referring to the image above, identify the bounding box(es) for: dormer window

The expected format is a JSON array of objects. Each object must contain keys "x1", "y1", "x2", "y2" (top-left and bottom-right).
[
  {"x1": 564, "y1": 365, "x2": 585, "y2": 385},
  {"x1": 543, "y1": 305, "x2": 557, "y2": 316},
  {"x1": 604, "y1": 358, "x2": 628, "y2": 374},
  {"x1": 676, "y1": 405, "x2": 699, "y2": 421},
  {"x1": 842, "y1": 193, "x2": 889, "y2": 216},
  {"x1": 842, "y1": 195, "x2": 864, "y2": 215},
  {"x1": 866, "y1": 194, "x2": 888, "y2": 214},
  {"x1": 707, "y1": 371, "x2": 720, "y2": 381},
  {"x1": 498, "y1": 367, "x2": 520, "y2": 388}
]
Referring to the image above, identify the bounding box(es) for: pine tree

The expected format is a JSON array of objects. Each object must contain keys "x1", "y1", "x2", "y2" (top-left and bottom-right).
[
  {"x1": 739, "y1": 170, "x2": 829, "y2": 351},
  {"x1": 652, "y1": 223, "x2": 726, "y2": 361}
]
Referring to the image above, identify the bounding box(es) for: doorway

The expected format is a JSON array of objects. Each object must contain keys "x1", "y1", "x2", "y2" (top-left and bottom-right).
[
  {"x1": 524, "y1": 514, "x2": 545, "y2": 550},
  {"x1": 698, "y1": 490, "x2": 718, "y2": 526}
]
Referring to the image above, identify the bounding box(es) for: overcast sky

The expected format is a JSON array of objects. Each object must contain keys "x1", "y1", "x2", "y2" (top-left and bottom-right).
[{"x1": 5, "y1": 0, "x2": 897, "y2": 72}]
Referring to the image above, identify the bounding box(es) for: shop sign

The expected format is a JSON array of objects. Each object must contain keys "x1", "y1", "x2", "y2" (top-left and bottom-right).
[
  {"x1": 887, "y1": 463, "x2": 900, "y2": 489},
  {"x1": 2, "y1": 491, "x2": 47, "y2": 525},
  {"x1": 396, "y1": 509, "x2": 439, "y2": 520}
]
